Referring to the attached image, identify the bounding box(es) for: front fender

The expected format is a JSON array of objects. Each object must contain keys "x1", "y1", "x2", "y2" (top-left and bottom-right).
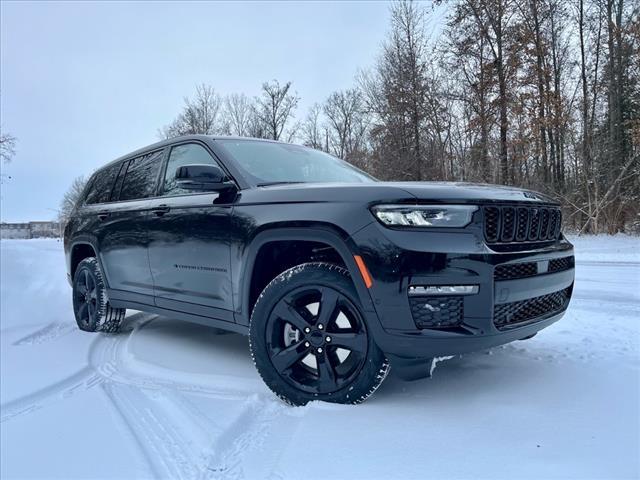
[{"x1": 233, "y1": 225, "x2": 376, "y2": 326}]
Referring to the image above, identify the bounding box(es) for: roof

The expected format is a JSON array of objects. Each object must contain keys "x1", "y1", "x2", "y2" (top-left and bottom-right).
[{"x1": 95, "y1": 135, "x2": 287, "y2": 173}]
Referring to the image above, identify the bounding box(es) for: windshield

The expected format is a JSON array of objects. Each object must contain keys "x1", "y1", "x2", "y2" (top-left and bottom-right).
[{"x1": 216, "y1": 139, "x2": 375, "y2": 186}]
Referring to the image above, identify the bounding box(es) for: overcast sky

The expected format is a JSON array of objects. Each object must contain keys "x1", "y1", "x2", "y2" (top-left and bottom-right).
[{"x1": 0, "y1": 1, "x2": 443, "y2": 222}]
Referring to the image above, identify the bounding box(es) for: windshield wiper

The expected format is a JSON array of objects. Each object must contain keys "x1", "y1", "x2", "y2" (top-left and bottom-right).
[{"x1": 256, "y1": 181, "x2": 306, "y2": 187}]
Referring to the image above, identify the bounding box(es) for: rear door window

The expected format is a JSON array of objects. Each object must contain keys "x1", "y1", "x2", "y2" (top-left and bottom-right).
[
  {"x1": 84, "y1": 164, "x2": 119, "y2": 204},
  {"x1": 118, "y1": 150, "x2": 164, "y2": 201},
  {"x1": 109, "y1": 160, "x2": 130, "y2": 202}
]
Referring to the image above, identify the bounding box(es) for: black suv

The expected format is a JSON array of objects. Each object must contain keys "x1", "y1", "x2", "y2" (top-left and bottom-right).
[{"x1": 64, "y1": 135, "x2": 575, "y2": 405}]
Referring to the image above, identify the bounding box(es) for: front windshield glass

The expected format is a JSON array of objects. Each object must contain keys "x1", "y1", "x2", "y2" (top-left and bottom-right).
[{"x1": 216, "y1": 139, "x2": 376, "y2": 186}]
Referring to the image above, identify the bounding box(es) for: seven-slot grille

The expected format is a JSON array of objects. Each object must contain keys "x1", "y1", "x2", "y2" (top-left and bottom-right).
[{"x1": 484, "y1": 205, "x2": 561, "y2": 244}]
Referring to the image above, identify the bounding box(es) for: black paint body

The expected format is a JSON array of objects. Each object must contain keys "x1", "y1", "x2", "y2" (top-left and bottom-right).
[{"x1": 65, "y1": 135, "x2": 575, "y2": 373}]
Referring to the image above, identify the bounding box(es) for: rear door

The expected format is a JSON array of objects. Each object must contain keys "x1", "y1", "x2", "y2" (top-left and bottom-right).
[
  {"x1": 81, "y1": 161, "x2": 122, "y2": 283},
  {"x1": 146, "y1": 142, "x2": 235, "y2": 321},
  {"x1": 99, "y1": 150, "x2": 164, "y2": 303}
]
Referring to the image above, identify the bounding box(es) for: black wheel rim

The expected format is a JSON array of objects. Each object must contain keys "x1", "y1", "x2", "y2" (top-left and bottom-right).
[
  {"x1": 266, "y1": 285, "x2": 368, "y2": 395},
  {"x1": 73, "y1": 268, "x2": 98, "y2": 330}
]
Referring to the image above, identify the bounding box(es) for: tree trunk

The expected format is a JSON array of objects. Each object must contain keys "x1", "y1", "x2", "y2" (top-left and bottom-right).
[
  {"x1": 579, "y1": 0, "x2": 591, "y2": 178},
  {"x1": 531, "y1": 0, "x2": 549, "y2": 185}
]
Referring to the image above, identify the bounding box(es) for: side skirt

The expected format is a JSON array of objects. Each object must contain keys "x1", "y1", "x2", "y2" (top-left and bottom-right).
[{"x1": 108, "y1": 297, "x2": 249, "y2": 336}]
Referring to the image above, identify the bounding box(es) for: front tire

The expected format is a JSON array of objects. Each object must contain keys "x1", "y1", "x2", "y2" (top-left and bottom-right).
[
  {"x1": 72, "y1": 257, "x2": 125, "y2": 333},
  {"x1": 249, "y1": 262, "x2": 389, "y2": 406}
]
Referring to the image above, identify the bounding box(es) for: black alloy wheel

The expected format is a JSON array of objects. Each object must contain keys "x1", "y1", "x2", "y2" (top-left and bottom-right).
[
  {"x1": 73, "y1": 267, "x2": 99, "y2": 331},
  {"x1": 266, "y1": 285, "x2": 368, "y2": 394},
  {"x1": 250, "y1": 262, "x2": 389, "y2": 405},
  {"x1": 72, "y1": 257, "x2": 126, "y2": 333}
]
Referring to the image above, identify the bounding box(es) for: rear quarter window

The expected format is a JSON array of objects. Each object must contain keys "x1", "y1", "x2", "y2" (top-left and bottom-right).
[{"x1": 84, "y1": 164, "x2": 119, "y2": 205}]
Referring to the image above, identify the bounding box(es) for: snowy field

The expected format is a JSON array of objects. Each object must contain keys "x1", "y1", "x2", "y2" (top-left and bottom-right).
[{"x1": 1, "y1": 236, "x2": 638, "y2": 480}]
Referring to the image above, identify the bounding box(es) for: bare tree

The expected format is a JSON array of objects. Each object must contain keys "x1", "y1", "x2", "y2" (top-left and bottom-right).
[
  {"x1": 59, "y1": 176, "x2": 87, "y2": 226},
  {"x1": 160, "y1": 84, "x2": 224, "y2": 139},
  {"x1": 301, "y1": 103, "x2": 327, "y2": 150},
  {"x1": 254, "y1": 80, "x2": 299, "y2": 140},
  {"x1": 323, "y1": 89, "x2": 369, "y2": 163},
  {"x1": 445, "y1": 6, "x2": 496, "y2": 182},
  {"x1": 460, "y1": 0, "x2": 517, "y2": 183},
  {"x1": 360, "y1": 0, "x2": 431, "y2": 180},
  {"x1": 223, "y1": 93, "x2": 254, "y2": 136},
  {"x1": 0, "y1": 131, "x2": 16, "y2": 163}
]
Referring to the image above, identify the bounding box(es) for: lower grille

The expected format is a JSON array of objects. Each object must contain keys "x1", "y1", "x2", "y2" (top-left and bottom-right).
[
  {"x1": 410, "y1": 296, "x2": 463, "y2": 329},
  {"x1": 549, "y1": 256, "x2": 575, "y2": 273},
  {"x1": 494, "y1": 255, "x2": 575, "y2": 280},
  {"x1": 493, "y1": 287, "x2": 572, "y2": 330},
  {"x1": 495, "y1": 262, "x2": 537, "y2": 280}
]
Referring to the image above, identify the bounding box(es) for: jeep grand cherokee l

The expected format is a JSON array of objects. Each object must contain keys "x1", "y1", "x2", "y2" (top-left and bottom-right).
[{"x1": 64, "y1": 135, "x2": 575, "y2": 405}]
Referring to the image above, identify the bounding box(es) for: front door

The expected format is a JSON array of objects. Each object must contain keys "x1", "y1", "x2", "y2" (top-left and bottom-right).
[{"x1": 147, "y1": 142, "x2": 234, "y2": 322}]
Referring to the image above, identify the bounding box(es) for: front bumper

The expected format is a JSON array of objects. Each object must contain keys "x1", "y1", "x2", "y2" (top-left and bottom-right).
[{"x1": 351, "y1": 220, "x2": 575, "y2": 359}]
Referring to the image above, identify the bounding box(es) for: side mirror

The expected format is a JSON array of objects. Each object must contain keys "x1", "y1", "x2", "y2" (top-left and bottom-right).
[{"x1": 174, "y1": 164, "x2": 234, "y2": 192}]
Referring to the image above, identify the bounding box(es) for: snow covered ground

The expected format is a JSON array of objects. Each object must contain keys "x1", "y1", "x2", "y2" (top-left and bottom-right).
[{"x1": 1, "y1": 235, "x2": 638, "y2": 479}]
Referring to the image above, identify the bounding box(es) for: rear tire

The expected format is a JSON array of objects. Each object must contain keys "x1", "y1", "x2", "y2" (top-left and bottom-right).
[
  {"x1": 249, "y1": 262, "x2": 389, "y2": 406},
  {"x1": 72, "y1": 257, "x2": 125, "y2": 333}
]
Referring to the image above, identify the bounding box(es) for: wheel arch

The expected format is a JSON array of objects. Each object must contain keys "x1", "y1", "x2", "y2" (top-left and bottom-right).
[
  {"x1": 68, "y1": 237, "x2": 101, "y2": 283},
  {"x1": 237, "y1": 226, "x2": 375, "y2": 326}
]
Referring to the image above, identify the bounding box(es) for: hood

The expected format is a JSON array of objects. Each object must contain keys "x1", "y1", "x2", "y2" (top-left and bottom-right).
[
  {"x1": 240, "y1": 181, "x2": 558, "y2": 205},
  {"x1": 384, "y1": 182, "x2": 558, "y2": 204}
]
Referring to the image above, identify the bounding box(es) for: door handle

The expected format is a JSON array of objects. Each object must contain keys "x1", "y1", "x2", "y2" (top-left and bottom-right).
[
  {"x1": 152, "y1": 205, "x2": 170, "y2": 217},
  {"x1": 97, "y1": 210, "x2": 110, "y2": 221}
]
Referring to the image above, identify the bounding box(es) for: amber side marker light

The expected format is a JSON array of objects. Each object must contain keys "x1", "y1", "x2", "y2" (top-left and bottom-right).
[{"x1": 354, "y1": 255, "x2": 373, "y2": 289}]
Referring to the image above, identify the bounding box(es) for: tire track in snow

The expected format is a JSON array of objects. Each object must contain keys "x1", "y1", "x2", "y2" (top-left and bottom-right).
[
  {"x1": 1, "y1": 315, "x2": 250, "y2": 423},
  {"x1": 90, "y1": 320, "x2": 257, "y2": 400},
  {"x1": 0, "y1": 367, "x2": 103, "y2": 422},
  {"x1": 1, "y1": 312, "x2": 301, "y2": 478},
  {"x1": 102, "y1": 383, "x2": 207, "y2": 480},
  {"x1": 206, "y1": 396, "x2": 303, "y2": 480},
  {"x1": 100, "y1": 383, "x2": 162, "y2": 479},
  {"x1": 158, "y1": 390, "x2": 301, "y2": 480},
  {"x1": 96, "y1": 329, "x2": 294, "y2": 480},
  {"x1": 0, "y1": 315, "x2": 154, "y2": 423},
  {"x1": 0, "y1": 317, "x2": 300, "y2": 479},
  {"x1": 100, "y1": 384, "x2": 270, "y2": 480},
  {"x1": 12, "y1": 322, "x2": 76, "y2": 346}
]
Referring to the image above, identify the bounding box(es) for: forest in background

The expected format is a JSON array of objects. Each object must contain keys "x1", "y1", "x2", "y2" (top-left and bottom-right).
[
  {"x1": 160, "y1": 0, "x2": 639, "y2": 234},
  {"x1": 45, "y1": 0, "x2": 638, "y2": 233}
]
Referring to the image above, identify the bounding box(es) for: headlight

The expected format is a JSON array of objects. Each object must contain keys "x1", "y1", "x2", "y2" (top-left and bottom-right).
[{"x1": 371, "y1": 204, "x2": 477, "y2": 227}]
